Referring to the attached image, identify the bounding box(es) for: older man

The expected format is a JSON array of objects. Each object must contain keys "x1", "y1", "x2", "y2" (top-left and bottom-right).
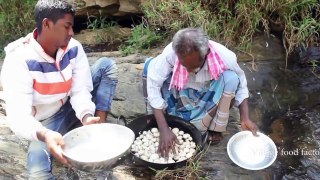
[{"x1": 143, "y1": 28, "x2": 258, "y2": 157}]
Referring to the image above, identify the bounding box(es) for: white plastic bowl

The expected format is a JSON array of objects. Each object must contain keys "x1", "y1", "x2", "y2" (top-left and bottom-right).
[{"x1": 227, "y1": 131, "x2": 277, "y2": 170}]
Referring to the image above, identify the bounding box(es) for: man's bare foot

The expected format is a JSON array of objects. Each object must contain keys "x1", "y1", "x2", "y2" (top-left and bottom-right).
[{"x1": 207, "y1": 130, "x2": 223, "y2": 145}]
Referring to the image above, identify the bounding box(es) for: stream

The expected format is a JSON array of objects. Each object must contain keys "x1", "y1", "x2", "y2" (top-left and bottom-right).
[{"x1": 245, "y1": 59, "x2": 320, "y2": 179}]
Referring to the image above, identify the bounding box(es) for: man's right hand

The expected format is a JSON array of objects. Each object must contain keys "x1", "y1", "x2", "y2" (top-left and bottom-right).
[
  {"x1": 82, "y1": 114, "x2": 100, "y2": 125},
  {"x1": 154, "y1": 108, "x2": 179, "y2": 157},
  {"x1": 37, "y1": 129, "x2": 71, "y2": 167},
  {"x1": 158, "y1": 127, "x2": 179, "y2": 158}
]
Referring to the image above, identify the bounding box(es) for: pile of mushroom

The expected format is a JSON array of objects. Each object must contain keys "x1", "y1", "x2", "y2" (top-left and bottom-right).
[{"x1": 131, "y1": 127, "x2": 197, "y2": 164}]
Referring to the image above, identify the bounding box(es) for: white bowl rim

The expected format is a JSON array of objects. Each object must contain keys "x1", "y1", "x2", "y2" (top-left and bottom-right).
[
  {"x1": 61, "y1": 123, "x2": 135, "y2": 163},
  {"x1": 227, "y1": 130, "x2": 278, "y2": 170}
]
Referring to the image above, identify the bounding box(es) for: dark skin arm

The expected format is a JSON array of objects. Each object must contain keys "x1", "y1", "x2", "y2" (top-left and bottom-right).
[
  {"x1": 154, "y1": 109, "x2": 179, "y2": 157},
  {"x1": 239, "y1": 98, "x2": 258, "y2": 136},
  {"x1": 37, "y1": 129, "x2": 71, "y2": 167}
]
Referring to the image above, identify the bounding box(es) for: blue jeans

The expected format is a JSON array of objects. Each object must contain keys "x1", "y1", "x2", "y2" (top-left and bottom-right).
[{"x1": 27, "y1": 57, "x2": 118, "y2": 179}]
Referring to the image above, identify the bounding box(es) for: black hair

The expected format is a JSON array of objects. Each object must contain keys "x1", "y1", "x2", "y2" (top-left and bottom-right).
[{"x1": 34, "y1": 0, "x2": 75, "y2": 34}]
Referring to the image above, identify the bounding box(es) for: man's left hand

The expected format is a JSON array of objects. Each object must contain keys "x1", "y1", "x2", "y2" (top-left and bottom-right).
[
  {"x1": 82, "y1": 114, "x2": 100, "y2": 125},
  {"x1": 241, "y1": 119, "x2": 258, "y2": 136}
]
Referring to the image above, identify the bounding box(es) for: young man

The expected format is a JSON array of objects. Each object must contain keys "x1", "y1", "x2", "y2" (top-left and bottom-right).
[
  {"x1": 143, "y1": 28, "x2": 258, "y2": 157},
  {"x1": 1, "y1": 0, "x2": 118, "y2": 178}
]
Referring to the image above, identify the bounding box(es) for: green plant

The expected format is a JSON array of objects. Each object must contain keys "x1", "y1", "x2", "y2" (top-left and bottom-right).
[
  {"x1": 87, "y1": 15, "x2": 118, "y2": 30},
  {"x1": 140, "y1": 0, "x2": 319, "y2": 66},
  {"x1": 310, "y1": 59, "x2": 319, "y2": 72},
  {"x1": 150, "y1": 144, "x2": 210, "y2": 180},
  {"x1": 120, "y1": 22, "x2": 164, "y2": 56},
  {"x1": 0, "y1": 0, "x2": 37, "y2": 58}
]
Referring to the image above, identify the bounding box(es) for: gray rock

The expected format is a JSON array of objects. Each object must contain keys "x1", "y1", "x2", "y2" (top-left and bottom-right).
[{"x1": 110, "y1": 63, "x2": 146, "y2": 121}]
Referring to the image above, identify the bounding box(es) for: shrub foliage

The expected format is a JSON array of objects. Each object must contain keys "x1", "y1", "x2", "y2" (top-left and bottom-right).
[
  {"x1": 0, "y1": 0, "x2": 37, "y2": 57},
  {"x1": 141, "y1": 0, "x2": 320, "y2": 58}
]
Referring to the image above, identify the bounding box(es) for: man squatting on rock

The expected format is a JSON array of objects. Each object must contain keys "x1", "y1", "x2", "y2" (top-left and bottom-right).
[{"x1": 143, "y1": 28, "x2": 258, "y2": 157}]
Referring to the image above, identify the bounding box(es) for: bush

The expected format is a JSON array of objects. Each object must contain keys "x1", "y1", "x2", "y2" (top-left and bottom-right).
[
  {"x1": 0, "y1": 0, "x2": 37, "y2": 58},
  {"x1": 120, "y1": 22, "x2": 164, "y2": 56},
  {"x1": 141, "y1": 0, "x2": 320, "y2": 61}
]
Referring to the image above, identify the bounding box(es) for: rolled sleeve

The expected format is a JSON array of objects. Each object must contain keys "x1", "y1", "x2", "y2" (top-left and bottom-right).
[{"x1": 147, "y1": 43, "x2": 175, "y2": 109}]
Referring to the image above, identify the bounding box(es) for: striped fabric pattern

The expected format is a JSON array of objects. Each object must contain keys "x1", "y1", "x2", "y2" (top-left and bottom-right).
[
  {"x1": 1, "y1": 30, "x2": 96, "y2": 140},
  {"x1": 27, "y1": 46, "x2": 78, "y2": 96}
]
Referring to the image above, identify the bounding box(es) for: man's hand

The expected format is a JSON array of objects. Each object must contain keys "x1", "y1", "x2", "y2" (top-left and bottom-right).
[
  {"x1": 153, "y1": 109, "x2": 180, "y2": 157},
  {"x1": 82, "y1": 114, "x2": 100, "y2": 125},
  {"x1": 158, "y1": 127, "x2": 179, "y2": 158},
  {"x1": 39, "y1": 129, "x2": 71, "y2": 167},
  {"x1": 239, "y1": 98, "x2": 258, "y2": 136},
  {"x1": 241, "y1": 119, "x2": 258, "y2": 136}
]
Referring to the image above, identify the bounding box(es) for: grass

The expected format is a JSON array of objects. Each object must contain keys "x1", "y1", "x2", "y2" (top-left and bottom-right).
[
  {"x1": 0, "y1": 0, "x2": 318, "y2": 66},
  {"x1": 140, "y1": 0, "x2": 319, "y2": 66},
  {"x1": 0, "y1": 0, "x2": 36, "y2": 59},
  {"x1": 150, "y1": 143, "x2": 211, "y2": 180},
  {"x1": 119, "y1": 21, "x2": 165, "y2": 56}
]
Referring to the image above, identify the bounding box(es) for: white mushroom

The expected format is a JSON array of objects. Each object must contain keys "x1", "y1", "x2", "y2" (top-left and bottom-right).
[
  {"x1": 178, "y1": 139, "x2": 184, "y2": 144},
  {"x1": 183, "y1": 133, "x2": 191, "y2": 139},
  {"x1": 149, "y1": 153, "x2": 159, "y2": 161},
  {"x1": 186, "y1": 152, "x2": 193, "y2": 158},
  {"x1": 178, "y1": 157, "x2": 187, "y2": 162},
  {"x1": 172, "y1": 128, "x2": 179, "y2": 134},
  {"x1": 146, "y1": 133, "x2": 153, "y2": 139},
  {"x1": 158, "y1": 157, "x2": 166, "y2": 163},
  {"x1": 189, "y1": 148, "x2": 196, "y2": 154},
  {"x1": 134, "y1": 140, "x2": 142, "y2": 145},
  {"x1": 153, "y1": 132, "x2": 160, "y2": 137},
  {"x1": 142, "y1": 142, "x2": 149, "y2": 148},
  {"x1": 173, "y1": 155, "x2": 180, "y2": 161},
  {"x1": 151, "y1": 128, "x2": 158, "y2": 133},
  {"x1": 142, "y1": 137, "x2": 148, "y2": 143},
  {"x1": 154, "y1": 142, "x2": 159, "y2": 147},
  {"x1": 179, "y1": 151, "x2": 186, "y2": 157},
  {"x1": 140, "y1": 155, "x2": 148, "y2": 160},
  {"x1": 151, "y1": 138, "x2": 157, "y2": 143},
  {"x1": 137, "y1": 150, "x2": 144, "y2": 156},
  {"x1": 190, "y1": 142, "x2": 196, "y2": 148},
  {"x1": 179, "y1": 143, "x2": 186, "y2": 150},
  {"x1": 183, "y1": 148, "x2": 190, "y2": 153}
]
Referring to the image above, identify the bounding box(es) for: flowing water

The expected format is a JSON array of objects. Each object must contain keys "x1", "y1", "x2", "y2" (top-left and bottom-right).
[{"x1": 245, "y1": 60, "x2": 320, "y2": 179}]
